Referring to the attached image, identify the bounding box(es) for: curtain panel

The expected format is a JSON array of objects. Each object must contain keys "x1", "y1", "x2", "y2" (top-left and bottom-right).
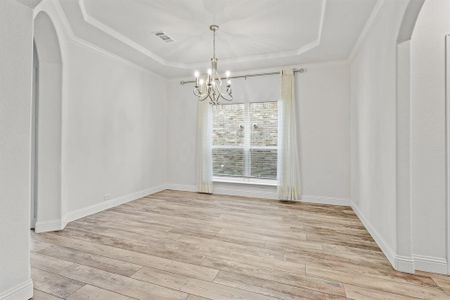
[
  {"x1": 278, "y1": 69, "x2": 302, "y2": 200},
  {"x1": 196, "y1": 101, "x2": 213, "y2": 193}
]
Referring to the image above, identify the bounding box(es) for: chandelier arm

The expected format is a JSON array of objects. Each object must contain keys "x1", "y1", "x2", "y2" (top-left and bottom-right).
[
  {"x1": 218, "y1": 89, "x2": 233, "y2": 102},
  {"x1": 208, "y1": 93, "x2": 215, "y2": 104},
  {"x1": 216, "y1": 82, "x2": 231, "y2": 96},
  {"x1": 199, "y1": 93, "x2": 209, "y2": 102},
  {"x1": 193, "y1": 89, "x2": 204, "y2": 99},
  {"x1": 193, "y1": 87, "x2": 210, "y2": 102}
]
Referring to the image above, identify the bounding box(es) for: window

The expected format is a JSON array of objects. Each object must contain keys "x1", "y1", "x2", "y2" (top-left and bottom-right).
[{"x1": 212, "y1": 101, "x2": 278, "y2": 183}]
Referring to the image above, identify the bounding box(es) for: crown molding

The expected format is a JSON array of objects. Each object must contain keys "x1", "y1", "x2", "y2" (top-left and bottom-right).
[
  {"x1": 77, "y1": 0, "x2": 327, "y2": 70},
  {"x1": 348, "y1": 0, "x2": 385, "y2": 62},
  {"x1": 15, "y1": 0, "x2": 42, "y2": 8},
  {"x1": 78, "y1": 0, "x2": 179, "y2": 68},
  {"x1": 35, "y1": 0, "x2": 167, "y2": 78}
]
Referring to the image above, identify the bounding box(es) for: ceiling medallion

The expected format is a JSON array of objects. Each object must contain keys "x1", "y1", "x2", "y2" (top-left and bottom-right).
[{"x1": 193, "y1": 25, "x2": 232, "y2": 105}]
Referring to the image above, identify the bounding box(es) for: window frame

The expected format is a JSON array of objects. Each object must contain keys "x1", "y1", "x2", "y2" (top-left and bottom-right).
[{"x1": 211, "y1": 100, "x2": 279, "y2": 186}]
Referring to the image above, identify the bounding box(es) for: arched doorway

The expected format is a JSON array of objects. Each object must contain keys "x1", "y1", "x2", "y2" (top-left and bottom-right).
[{"x1": 32, "y1": 11, "x2": 63, "y2": 232}]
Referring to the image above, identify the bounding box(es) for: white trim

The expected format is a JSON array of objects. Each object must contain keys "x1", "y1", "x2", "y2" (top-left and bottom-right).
[
  {"x1": 350, "y1": 201, "x2": 397, "y2": 269},
  {"x1": 166, "y1": 183, "x2": 350, "y2": 206},
  {"x1": 301, "y1": 195, "x2": 349, "y2": 206},
  {"x1": 35, "y1": 218, "x2": 65, "y2": 233},
  {"x1": 349, "y1": 0, "x2": 385, "y2": 61},
  {"x1": 350, "y1": 201, "x2": 449, "y2": 274},
  {"x1": 445, "y1": 34, "x2": 450, "y2": 275},
  {"x1": 63, "y1": 185, "x2": 167, "y2": 224},
  {"x1": 165, "y1": 184, "x2": 197, "y2": 193},
  {"x1": 395, "y1": 40, "x2": 414, "y2": 274},
  {"x1": 413, "y1": 255, "x2": 448, "y2": 275},
  {"x1": 165, "y1": 183, "x2": 278, "y2": 199},
  {"x1": 77, "y1": 0, "x2": 174, "y2": 67},
  {"x1": 35, "y1": 185, "x2": 167, "y2": 232},
  {"x1": 396, "y1": 255, "x2": 415, "y2": 274},
  {"x1": 76, "y1": 0, "x2": 327, "y2": 69},
  {"x1": 15, "y1": 0, "x2": 42, "y2": 8},
  {"x1": 166, "y1": 183, "x2": 279, "y2": 199},
  {"x1": 0, "y1": 279, "x2": 33, "y2": 300},
  {"x1": 43, "y1": 0, "x2": 166, "y2": 78}
]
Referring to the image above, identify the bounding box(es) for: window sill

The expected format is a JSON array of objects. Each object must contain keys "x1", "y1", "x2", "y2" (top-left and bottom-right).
[{"x1": 213, "y1": 176, "x2": 278, "y2": 187}]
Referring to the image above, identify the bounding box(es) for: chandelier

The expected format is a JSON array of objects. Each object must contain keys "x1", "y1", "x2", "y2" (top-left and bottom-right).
[{"x1": 193, "y1": 25, "x2": 232, "y2": 105}]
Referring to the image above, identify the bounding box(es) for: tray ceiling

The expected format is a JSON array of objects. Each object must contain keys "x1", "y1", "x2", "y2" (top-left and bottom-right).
[{"x1": 56, "y1": 0, "x2": 379, "y2": 76}]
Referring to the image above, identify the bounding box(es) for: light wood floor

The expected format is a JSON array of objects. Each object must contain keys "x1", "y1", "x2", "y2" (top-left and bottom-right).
[{"x1": 31, "y1": 190, "x2": 450, "y2": 300}]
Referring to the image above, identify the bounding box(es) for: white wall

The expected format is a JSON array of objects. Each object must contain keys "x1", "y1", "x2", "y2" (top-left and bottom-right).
[
  {"x1": 167, "y1": 62, "x2": 350, "y2": 203},
  {"x1": 410, "y1": 0, "x2": 450, "y2": 272},
  {"x1": 33, "y1": 1, "x2": 169, "y2": 229},
  {"x1": 396, "y1": 40, "x2": 413, "y2": 268},
  {"x1": 62, "y1": 42, "x2": 168, "y2": 215},
  {"x1": 0, "y1": 0, "x2": 34, "y2": 299},
  {"x1": 350, "y1": 0, "x2": 409, "y2": 264},
  {"x1": 349, "y1": 0, "x2": 450, "y2": 274},
  {"x1": 299, "y1": 63, "x2": 350, "y2": 201}
]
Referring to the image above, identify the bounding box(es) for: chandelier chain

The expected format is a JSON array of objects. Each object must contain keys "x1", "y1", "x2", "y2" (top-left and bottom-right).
[{"x1": 213, "y1": 28, "x2": 216, "y2": 59}]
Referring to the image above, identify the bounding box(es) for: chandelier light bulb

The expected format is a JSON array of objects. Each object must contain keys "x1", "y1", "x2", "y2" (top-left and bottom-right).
[
  {"x1": 194, "y1": 71, "x2": 200, "y2": 78},
  {"x1": 225, "y1": 70, "x2": 231, "y2": 78},
  {"x1": 207, "y1": 68, "x2": 212, "y2": 75},
  {"x1": 199, "y1": 78, "x2": 204, "y2": 85}
]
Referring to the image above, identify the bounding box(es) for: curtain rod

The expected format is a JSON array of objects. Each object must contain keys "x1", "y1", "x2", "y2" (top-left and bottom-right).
[{"x1": 179, "y1": 67, "x2": 306, "y2": 85}]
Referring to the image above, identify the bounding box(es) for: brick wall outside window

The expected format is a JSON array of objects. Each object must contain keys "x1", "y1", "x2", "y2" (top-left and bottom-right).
[{"x1": 212, "y1": 101, "x2": 278, "y2": 180}]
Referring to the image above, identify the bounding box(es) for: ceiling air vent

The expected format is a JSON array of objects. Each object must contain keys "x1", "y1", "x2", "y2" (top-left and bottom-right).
[{"x1": 154, "y1": 32, "x2": 174, "y2": 43}]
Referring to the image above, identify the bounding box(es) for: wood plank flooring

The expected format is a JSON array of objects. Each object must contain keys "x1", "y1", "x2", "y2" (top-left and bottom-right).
[{"x1": 31, "y1": 190, "x2": 450, "y2": 299}]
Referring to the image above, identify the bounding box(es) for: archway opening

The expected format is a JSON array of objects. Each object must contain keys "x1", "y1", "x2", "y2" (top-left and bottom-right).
[{"x1": 32, "y1": 11, "x2": 63, "y2": 232}]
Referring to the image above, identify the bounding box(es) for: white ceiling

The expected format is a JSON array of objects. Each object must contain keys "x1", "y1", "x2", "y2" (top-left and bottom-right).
[{"x1": 57, "y1": 0, "x2": 378, "y2": 77}]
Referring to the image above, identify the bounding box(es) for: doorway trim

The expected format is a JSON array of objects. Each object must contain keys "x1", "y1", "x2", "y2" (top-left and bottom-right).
[
  {"x1": 445, "y1": 34, "x2": 450, "y2": 275},
  {"x1": 445, "y1": 34, "x2": 450, "y2": 274},
  {"x1": 32, "y1": 10, "x2": 64, "y2": 232}
]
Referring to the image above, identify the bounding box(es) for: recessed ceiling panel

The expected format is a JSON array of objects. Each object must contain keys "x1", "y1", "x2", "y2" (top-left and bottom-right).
[
  {"x1": 83, "y1": 0, "x2": 323, "y2": 65},
  {"x1": 56, "y1": 0, "x2": 379, "y2": 76}
]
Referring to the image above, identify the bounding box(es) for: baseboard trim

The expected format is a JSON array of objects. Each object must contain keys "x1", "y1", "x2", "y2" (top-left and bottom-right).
[
  {"x1": 35, "y1": 185, "x2": 167, "y2": 233},
  {"x1": 166, "y1": 183, "x2": 278, "y2": 200},
  {"x1": 165, "y1": 183, "x2": 350, "y2": 206},
  {"x1": 165, "y1": 184, "x2": 197, "y2": 193},
  {"x1": 414, "y1": 255, "x2": 448, "y2": 274},
  {"x1": 350, "y1": 201, "x2": 397, "y2": 269},
  {"x1": 35, "y1": 218, "x2": 65, "y2": 233},
  {"x1": 301, "y1": 195, "x2": 350, "y2": 206},
  {"x1": 63, "y1": 185, "x2": 167, "y2": 225},
  {"x1": 395, "y1": 255, "x2": 415, "y2": 274},
  {"x1": 350, "y1": 201, "x2": 448, "y2": 274},
  {"x1": 0, "y1": 279, "x2": 33, "y2": 300}
]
